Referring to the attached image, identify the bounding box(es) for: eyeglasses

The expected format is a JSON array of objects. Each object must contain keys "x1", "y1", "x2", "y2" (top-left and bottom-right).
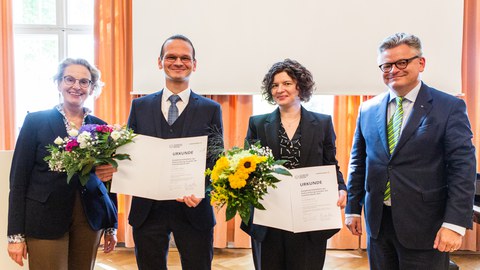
[
  {"x1": 378, "y1": 56, "x2": 420, "y2": 73},
  {"x1": 63, "y1": 75, "x2": 92, "y2": 88},
  {"x1": 163, "y1": 55, "x2": 193, "y2": 63}
]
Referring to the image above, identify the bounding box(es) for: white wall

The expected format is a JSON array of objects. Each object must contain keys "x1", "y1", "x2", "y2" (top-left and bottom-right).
[
  {"x1": 1, "y1": 151, "x2": 28, "y2": 269},
  {"x1": 132, "y1": 0, "x2": 463, "y2": 96}
]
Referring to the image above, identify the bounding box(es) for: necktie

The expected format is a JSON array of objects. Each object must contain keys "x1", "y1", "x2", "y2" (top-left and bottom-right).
[
  {"x1": 384, "y1": 96, "x2": 404, "y2": 201},
  {"x1": 168, "y1": 95, "x2": 181, "y2": 125}
]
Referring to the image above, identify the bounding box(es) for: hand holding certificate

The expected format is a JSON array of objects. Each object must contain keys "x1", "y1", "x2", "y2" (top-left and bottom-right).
[
  {"x1": 111, "y1": 135, "x2": 208, "y2": 200},
  {"x1": 253, "y1": 165, "x2": 342, "y2": 233}
]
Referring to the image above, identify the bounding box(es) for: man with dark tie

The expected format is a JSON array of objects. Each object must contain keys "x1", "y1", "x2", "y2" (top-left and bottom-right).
[
  {"x1": 345, "y1": 32, "x2": 476, "y2": 270},
  {"x1": 127, "y1": 35, "x2": 224, "y2": 270}
]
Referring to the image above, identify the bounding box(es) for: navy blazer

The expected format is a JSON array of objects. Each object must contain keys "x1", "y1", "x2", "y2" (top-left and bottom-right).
[
  {"x1": 346, "y1": 82, "x2": 476, "y2": 249},
  {"x1": 8, "y1": 108, "x2": 118, "y2": 239},
  {"x1": 127, "y1": 90, "x2": 223, "y2": 231},
  {"x1": 242, "y1": 107, "x2": 346, "y2": 243}
]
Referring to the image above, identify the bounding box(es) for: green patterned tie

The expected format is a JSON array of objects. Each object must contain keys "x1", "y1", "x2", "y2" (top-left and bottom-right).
[{"x1": 384, "y1": 96, "x2": 404, "y2": 201}]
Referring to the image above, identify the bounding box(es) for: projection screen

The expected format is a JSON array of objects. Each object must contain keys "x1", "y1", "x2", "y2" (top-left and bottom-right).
[{"x1": 132, "y1": 0, "x2": 463, "y2": 96}]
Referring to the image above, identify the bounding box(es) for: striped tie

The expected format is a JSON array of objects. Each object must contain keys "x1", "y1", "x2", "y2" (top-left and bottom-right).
[
  {"x1": 168, "y1": 95, "x2": 181, "y2": 125},
  {"x1": 384, "y1": 96, "x2": 404, "y2": 201}
]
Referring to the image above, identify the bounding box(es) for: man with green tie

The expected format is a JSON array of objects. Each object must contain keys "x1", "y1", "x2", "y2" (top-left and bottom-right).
[{"x1": 345, "y1": 32, "x2": 476, "y2": 270}]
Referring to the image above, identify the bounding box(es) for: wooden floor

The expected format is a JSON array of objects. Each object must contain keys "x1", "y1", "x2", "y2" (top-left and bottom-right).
[{"x1": 95, "y1": 247, "x2": 480, "y2": 270}]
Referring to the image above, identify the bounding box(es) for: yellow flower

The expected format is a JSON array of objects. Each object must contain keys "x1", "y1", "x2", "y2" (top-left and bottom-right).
[
  {"x1": 228, "y1": 173, "x2": 247, "y2": 189},
  {"x1": 211, "y1": 156, "x2": 230, "y2": 182},
  {"x1": 238, "y1": 156, "x2": 258, "y2": 174}
]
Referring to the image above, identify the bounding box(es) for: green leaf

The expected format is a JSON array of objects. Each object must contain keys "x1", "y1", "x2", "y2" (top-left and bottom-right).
[
  {"x1": 113, "y1": 154, "x2": 131, "y2": 160},
  {"x1": 274, "y1": 159, "x2": 287, "y2": 166},
  {"x1": 67, "y1": 172, "x2": 74, "y2": 184},
  {"x1": 255, "y1": 202, "x2": 266, "y2": 210},
  {"x1": 79, "y1": 173, "x2": 90, "y2": 186},
  {"x1": 243, "y1": 139, "x2": 251, "y2": 150},
  {"x1": 273, "y1": 167, "x2": 292, "y2": 176},
  {"x1": 82, "y1": 162, "x2": 94, "y2": 176},
  {"x1": 239, "y1": 208, "x2": 251, "y2": 225},
  {"x1": 106, "y1": 159, "x2": 119, "y2": 168},
  {"x1": 225, "y1": 204, "x2": 237, "y2": 222}
]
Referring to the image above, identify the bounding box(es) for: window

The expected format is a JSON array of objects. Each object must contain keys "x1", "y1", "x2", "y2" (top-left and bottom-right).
[{"x1": 13, "y1": 0, "x2": 94, "y2": 135}]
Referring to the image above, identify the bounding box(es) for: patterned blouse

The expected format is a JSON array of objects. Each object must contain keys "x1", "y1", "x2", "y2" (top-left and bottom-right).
[{"x1": 279, "y1": 121, "x2": 301, "y2": 169}]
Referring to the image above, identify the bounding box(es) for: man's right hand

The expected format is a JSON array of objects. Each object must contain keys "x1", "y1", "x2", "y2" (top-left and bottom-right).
[
  {"x1": 345, "y1": 216, "x2": 363, "y2": 236},
  {"x1": 8, "y1": 242, "x2": 27, "y2": 266}
]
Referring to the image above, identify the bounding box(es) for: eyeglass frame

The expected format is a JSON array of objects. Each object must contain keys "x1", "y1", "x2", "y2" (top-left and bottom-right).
[
  {"x1": 162, "y1": 55, "x2": 194, "y2": 64},
  {"x1": 63, "y1": 75, "x2": 92, "y2": 88},
  {"x1": 378, "y1": 55, "x2": 420, "y2": 73}
]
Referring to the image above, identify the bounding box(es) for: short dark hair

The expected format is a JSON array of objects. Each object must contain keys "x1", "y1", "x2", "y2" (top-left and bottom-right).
[
  {"x1": 159, "y1": 34, "x2": 196, "y2": 60},
  {"x1": 53, "y1": 58, "x2": 104, "y2": 96},
  {"x1": 261, "y1": 59, "x2": 315, "y2": 105}
]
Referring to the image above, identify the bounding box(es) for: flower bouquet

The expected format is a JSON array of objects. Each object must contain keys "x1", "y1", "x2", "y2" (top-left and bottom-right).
[
  {"x1": 206, "y1": 142, "x2": 291, "y2": 224},
  {"x1": 44, "y1": 124, "x2": 136, "y2": 186}
]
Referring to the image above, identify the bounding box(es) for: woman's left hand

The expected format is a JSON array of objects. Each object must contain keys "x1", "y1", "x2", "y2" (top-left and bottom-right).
[
  {"x1": 103, "y1": 233, "x2": 117, "y2": 253},
  {"x1": 95, "y1": 164, "x2": 117, "y2": 182},
  {"x1": 337, "y1": 190, "x2": 347, "y2": 209}
]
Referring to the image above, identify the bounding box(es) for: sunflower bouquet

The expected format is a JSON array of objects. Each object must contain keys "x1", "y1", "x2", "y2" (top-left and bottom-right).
[
  {"x1": 44, "y1": 124, "x2": 136, "y2": 186},
  {"x1": 206, "y1": 142, "x2": 291, "y2": 224}
]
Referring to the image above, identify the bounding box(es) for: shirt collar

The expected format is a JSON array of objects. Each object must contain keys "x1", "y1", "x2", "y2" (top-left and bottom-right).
[
  {"x1": 55, "y1": 104, "x2": 91, "y2": 129},
  {"x1": 163, "y1": 87, "x2": 191, "y2": 103},
  {"x1": 388, "y1": 81, "x2": 422, "y2": 103}
]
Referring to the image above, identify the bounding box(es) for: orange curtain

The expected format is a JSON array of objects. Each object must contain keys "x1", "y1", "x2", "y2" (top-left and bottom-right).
[
  {"x1": 461, "y1": 0, "x2": 480, "y2": 251},
  {"x1": 94, "y1": 0, "x2": 134, "y2": 247},
  {"x1": 208, "y1": 95, "x2": 253, "y2": 248},
  {"x1": 0, "y1": 0, "x2": 15, "y2": 150},
  {"x1": 329, "y1": 95, "x2": 363, "y2": 249}
]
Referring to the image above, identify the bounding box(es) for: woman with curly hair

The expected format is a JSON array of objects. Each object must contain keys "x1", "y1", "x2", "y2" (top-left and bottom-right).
[{"x1": 242, "y1": 59, "x2": 347, "y2": 270}]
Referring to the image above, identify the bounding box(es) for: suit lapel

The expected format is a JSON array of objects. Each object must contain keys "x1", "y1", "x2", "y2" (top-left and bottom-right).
[
  {"x1": 299, "y1": 107, "x2": 317, "y2": 166},
  {"x1": 392, "y1": 84, "x2": 432, "y2": 157},
  {"x1": 181, "y1": 91, "x2": 199, "y2": 137},
  {"x1": 152, "y1": 91, "x2": 164, "y2": 137},
  {"x1": 48, "y1": 109, "x2": 69, "y2": 138},
  {"x1": 375, "y1": 93, "x2": 390, "y2": 157},
  {"x1": 264, "y1": 109, "x2": 280, "y2": 159}
]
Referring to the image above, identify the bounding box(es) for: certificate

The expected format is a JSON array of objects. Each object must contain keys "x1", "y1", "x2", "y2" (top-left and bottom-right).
[
  {"x1": 253, "y1": 165, "x2": 342, "y2": 233},
  {"x1": 111, "y1": 134, "x2": 207, "y2": 200}
]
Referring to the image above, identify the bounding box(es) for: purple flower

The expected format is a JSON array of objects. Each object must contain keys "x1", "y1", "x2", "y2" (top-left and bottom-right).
[{"x1": 79, "y1": 124, "x2": 98, "y2": 134}]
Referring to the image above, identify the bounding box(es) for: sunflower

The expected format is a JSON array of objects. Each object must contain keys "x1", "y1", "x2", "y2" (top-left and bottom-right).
[{"x1": 237, "y1": 156, "x2": 258, "y2": 174}]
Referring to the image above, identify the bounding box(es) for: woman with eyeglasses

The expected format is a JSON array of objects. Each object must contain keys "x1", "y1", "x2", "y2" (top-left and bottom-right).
[
  {"x1": 7, "y1": 58, "x2": 118, "y2": 270},
  {"x1": 241, "y1": 59, "x2": 347, "y2": 270}
]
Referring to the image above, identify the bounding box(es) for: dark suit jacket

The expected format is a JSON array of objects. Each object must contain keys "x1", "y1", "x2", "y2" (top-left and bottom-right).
[
  {"x1": 8, "y1": 108, "x2": 118, "y2": 239},
  {"x1": 242, "y1": 107, "x2": 346, "y2": 243},
  {"x1": 346, "y1": 82, "x2": 476, "y2": 249},
  {"x1": 127, "y1": 90, "x2": 223, "y2": 231}
]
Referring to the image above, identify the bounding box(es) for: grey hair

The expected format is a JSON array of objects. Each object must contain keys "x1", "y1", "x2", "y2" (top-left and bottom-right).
[
  {"x1": 53, "y1": 58, "x2": 104, "y2": 97},
  {"x1": 378, "y1": 33, "x2": 423, "y2": 56}
]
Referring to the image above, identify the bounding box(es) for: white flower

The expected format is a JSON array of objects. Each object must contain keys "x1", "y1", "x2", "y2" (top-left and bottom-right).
[
  {"x1": 110, "y1": 130, "x2": 121, "y2": 141},
  {"x1": 77, "y1": 131, "x2": 91, "y2": 143},
  {"x1": 77, "y1": 131, "x2": 92, "y2": 149},
  {"x1": 113, "y1": 124, "x2": 122, "y2": 131},
  {"x1": 54, "y1": 136, "x2": 64, "y2": 145},
  {"x1": 68, "y1": 128, "x2": 79, "y2": 137}
]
